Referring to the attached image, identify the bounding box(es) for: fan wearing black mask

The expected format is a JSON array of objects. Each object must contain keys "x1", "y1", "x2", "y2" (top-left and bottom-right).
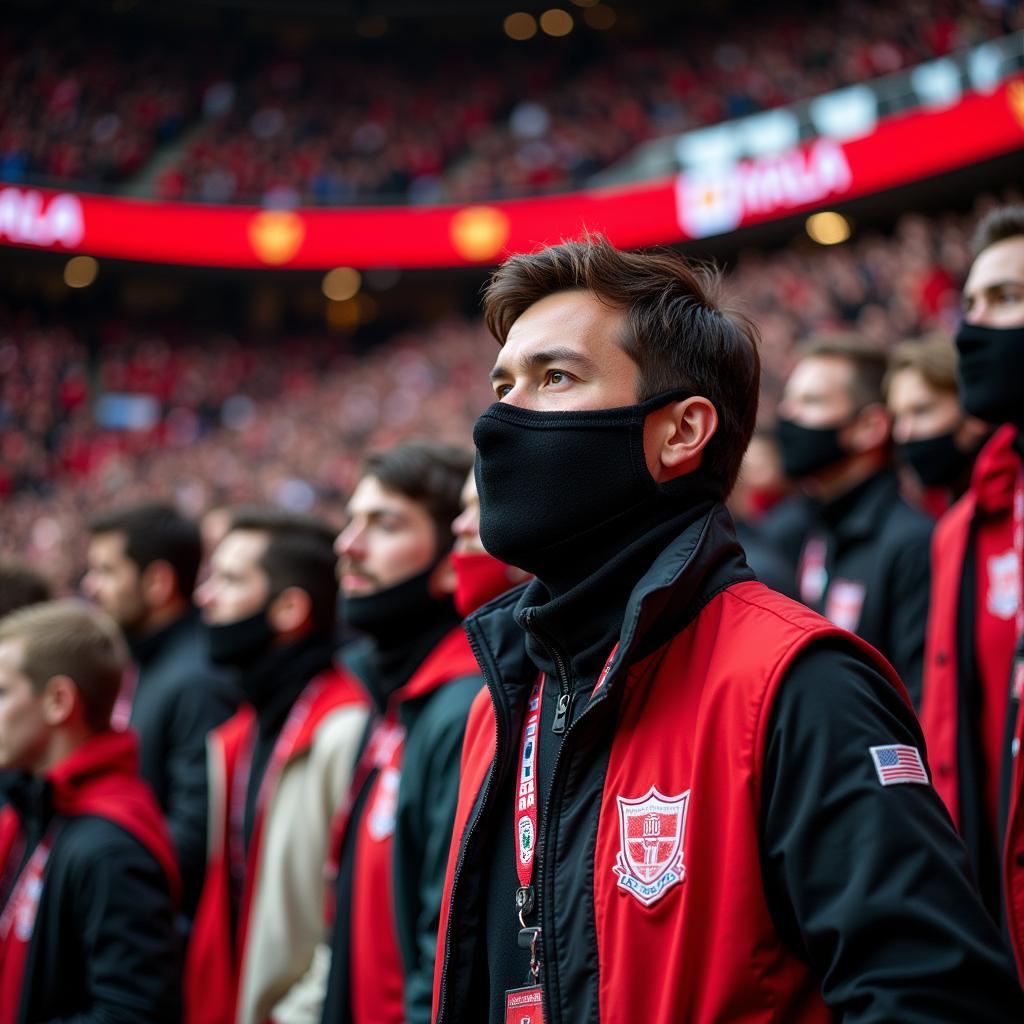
[
  {"x1": 767, "y1": 336, "x2": 934, "y2": 706},
  {"x1": 185, "y1": 509, "x2": 369, "y2": 1024},
  {"x1": 323, "y1": 441, "x2": 482, "y2": 1024},
  {"x1": 885, "y1": 336, "x2": 990, "y2": 516},
  {"x1": 431, "y1": 237, "x2": 1021, "y2": 1024},
  {"x1": 919, "y1": 206, "x2": 1024, "y2": 969}
]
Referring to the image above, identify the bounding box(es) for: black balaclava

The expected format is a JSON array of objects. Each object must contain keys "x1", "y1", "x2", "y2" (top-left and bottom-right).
[
  {"x1": 775, "y1": 417, "x2": 851, "y2": 480},
  {"x1": 473, "y1": 389, "x2": 703, "y2": 581},
  {"x1": 955, "y1": 321, "x2": 1024, "y2": 429},
  {"x1": 897, "y1": 430, "x2": 979, "y2": 489}
]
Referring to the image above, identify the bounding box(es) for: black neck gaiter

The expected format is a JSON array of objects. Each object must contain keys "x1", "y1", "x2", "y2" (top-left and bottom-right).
[
  {"x1": 344, "y1": 565, "x2": 460, "y2": 707},
  {"x1": 897, "y1": 429, "x2": 981, "y2": 489},
  {"x1": 473, "y1": 389, "x2": 706, "y2": 582},
  {"x1": 955, "y1": 321, "x2": 1024, "y2": 429},
  {"x1": 473, "y1": 390, "x2": 723, "y2": 684}
]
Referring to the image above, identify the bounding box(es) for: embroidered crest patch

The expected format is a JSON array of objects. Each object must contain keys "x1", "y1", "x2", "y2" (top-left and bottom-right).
[
  {"x1": 987, "y1": 550, "x2": 1020, "y2": 620},
  {"x1": 824, "y1": 578, "x2": 866, "y2": 633},
  {"x1": 613, "y1": 785, "x2": 689, "y2": 907}
]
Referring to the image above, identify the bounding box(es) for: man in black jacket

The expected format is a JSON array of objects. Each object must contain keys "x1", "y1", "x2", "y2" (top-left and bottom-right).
[
  {"x1": 0, "y1": 600, "x2": 181, "y2": 1023},
  {"x1": 83, "y1": 501, "x2": 239, "y2": 916},
  {"x1": 323, "y1": 441, "x2": 482, "y2": 1024},
  {"x1": 432, "y1": 237, "x2": 1021, "y2": 1024},
  {"x1": 771, "y1": 337, "x2": 933, "y2": 706}
]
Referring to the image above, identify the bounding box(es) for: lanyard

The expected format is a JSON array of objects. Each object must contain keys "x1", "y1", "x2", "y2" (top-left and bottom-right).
[
  {"x1": 511, "y1": 644, "x2": 620, "y2": 980},
  {"x1": 1012, "y1": 474, "x2": 1024, "y2": 700}
]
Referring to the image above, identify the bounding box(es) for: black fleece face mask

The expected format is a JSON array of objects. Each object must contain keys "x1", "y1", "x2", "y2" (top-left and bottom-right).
[
  {"x1": 897, "y1": 430, "x2": 975, "y2": 489},
  {"x1": 207, "y1": 606, "x2": 274, "y2": 668},
  {"x1": 955, "y1": 321, "x2": 1024, "y2": 428},
  {"x1": 473, "y1": 389, "x2": 696, "y2": 578},
  {"x1": 775, "y1": 417, "x2": 851, "y2": 480},
  {"x1": 344, "y1": 563, "x2": 443, "y2": 642}
]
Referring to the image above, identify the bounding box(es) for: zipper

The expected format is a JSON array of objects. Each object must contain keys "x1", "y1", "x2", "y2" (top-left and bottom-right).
[
  {"x1": 533, "y1": 685, "x2": 612, "y2": 1021},
  {"x1": 435, "y1": 625, "x2": 508, "y2": 1024},
  {"x1": 522, "y1": 607, "x2": 574, "y2": 734}
]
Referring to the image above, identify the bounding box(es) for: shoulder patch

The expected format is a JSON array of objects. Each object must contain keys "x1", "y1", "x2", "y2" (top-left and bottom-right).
[{"x1": 870, "y1": 744, "x2": 929, "y2": 786}]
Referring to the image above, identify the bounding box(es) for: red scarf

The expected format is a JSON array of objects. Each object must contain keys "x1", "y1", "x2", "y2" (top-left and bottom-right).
[{"x1": 0, "y1": 731, "x2": 179, "y2": 1023}]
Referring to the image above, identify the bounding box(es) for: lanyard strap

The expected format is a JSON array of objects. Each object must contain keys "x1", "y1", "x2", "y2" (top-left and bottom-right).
[{"x1": 514, "y1": 676, "x2": 544, "y2": 894}]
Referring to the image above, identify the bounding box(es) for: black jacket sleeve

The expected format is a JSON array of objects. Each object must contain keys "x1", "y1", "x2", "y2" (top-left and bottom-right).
[
  {"x1": 393, "y1": 676, "x2": 482, "y2": 1024},
  {"x1": 760, "y1": 641, "x2": 1024, "y2": 1022},
  {"x1": 164, "y1": 673, "x2": 238, "y2": 917},
  {"x1": 51, "y1": 825, "x2": 182, "y2": 1024},
  {"x1": 882, "y1": 528, "x2": 931, "y2": 709}
]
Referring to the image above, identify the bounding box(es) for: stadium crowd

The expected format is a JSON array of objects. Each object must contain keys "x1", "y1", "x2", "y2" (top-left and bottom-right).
[
  {"x1": 1, "y1": 196, "x2": 1010, "y2": 593},
  {"x1": 1, "y1": 0, "x2": 1017, "y2": 204}
]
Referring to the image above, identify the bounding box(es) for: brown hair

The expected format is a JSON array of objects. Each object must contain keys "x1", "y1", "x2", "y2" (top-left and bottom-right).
[
  {"x1": 362, "y1": 441, "x2": 473, "y2": 551},
  {"x1": 0, "y1": 600, "x2": 127, "y2": 731},
  {"x1": 226, "y1": 508, "x2": 340, "y2": 636},
  {"x1": 0, "y1": 560, "x2": 53, "y2": 619},
  {"x1": 482, "y1": 235, "x2": 761, "y2": 494},
  {"x1": 798, "y1": 334, "x2": 888, "y2": 409},
  {"x1": 972, "y1": 205, "x2": 1024, "y2": 256},
  {"x1": 883, "y1": 336, "x2": 959, "y2": 400}
]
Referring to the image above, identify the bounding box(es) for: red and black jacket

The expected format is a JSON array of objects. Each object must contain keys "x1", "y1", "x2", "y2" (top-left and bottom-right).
[
  {"x1": 0, "y1": 731, "x2": 182, "y2": 1024},
  {"x1": 433, "y1": 504, "x2": 1022, "y2": 1023},
  {"x1": 323, "y1": 625, "x2": 482, "y2": 1024}
]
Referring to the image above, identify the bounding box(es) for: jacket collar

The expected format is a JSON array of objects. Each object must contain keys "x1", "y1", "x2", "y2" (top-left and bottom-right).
[
  {"x1": 465, "y1": 503, "x2": 754, "y2": 719},
  {"x1": 127, "y1": 606, "x2": 199, "y2": 665},
  {"x1": 970, "y1": 424, "x2": 1021, "y2": 516},
  {"x1": 814, "y1": 468, "x2": 900, "y2": 544}
]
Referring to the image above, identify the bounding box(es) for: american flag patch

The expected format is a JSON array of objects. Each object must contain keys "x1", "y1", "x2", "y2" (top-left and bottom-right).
[{"x1": 870, "y1": 744, "x2": 929, "y2": 786}]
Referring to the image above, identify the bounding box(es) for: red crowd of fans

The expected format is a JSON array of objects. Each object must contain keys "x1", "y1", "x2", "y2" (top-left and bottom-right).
[
  {"x1": 1, "y1": 0, "x2": 1015, "y2": 205},
  {"x1": 2, "y1": 194, "x2": 1015, "y2": 592}
]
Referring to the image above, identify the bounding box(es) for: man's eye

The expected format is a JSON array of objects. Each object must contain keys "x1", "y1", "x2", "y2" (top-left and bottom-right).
[
  {"x1": 545, "y1": 370, "x2": 568, "y2": 386},
  {"x1": 495, "y1": 383, "x2": 512, "y2": 398}
]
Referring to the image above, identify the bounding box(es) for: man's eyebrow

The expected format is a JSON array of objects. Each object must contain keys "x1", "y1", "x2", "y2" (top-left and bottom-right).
[{"x1": 489, "y1": 346, "x2": 599, "y2": 383}]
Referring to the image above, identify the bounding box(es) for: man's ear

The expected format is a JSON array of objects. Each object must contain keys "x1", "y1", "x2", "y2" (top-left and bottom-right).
[
  {"x1": 41, "y1": 675, "x2": 81, "y2": 728},
  {"x1": 644, "y1": 396, "x2": 719, "y2": 483},
  {"x1": 844, "y1": 402, "x2": 891, "y2": 454},
  {"x1": 267, "y1": 586, "x2": 313, "y2": 637},
  {"x1": 429, "y1": 553, "x2": 457, "y2": 599}
]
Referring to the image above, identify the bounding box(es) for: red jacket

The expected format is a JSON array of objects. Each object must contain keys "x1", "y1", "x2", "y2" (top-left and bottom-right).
[
  {"x1": 921, "y1": 425, "x2": 1020, "y2": 826},
  {"x1": 186, "y1": 664, "x2": 368, "y2": 1024},
  {"x1": 435, "y1": 580, "x2": 906, "y2": 1022},
  {"x1": 0, "y1": 731, "x2": 180, "y2": 1023},
  {"x1": 324, "y1": 625, "x2": 482, "y2": 1024},
  {"x1": 433, "y1": 505, "x2": 1021, "y2": 1023}
]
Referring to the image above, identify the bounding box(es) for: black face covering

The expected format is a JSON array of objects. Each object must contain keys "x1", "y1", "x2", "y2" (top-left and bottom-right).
[
  {"x1": 775, "y1": 417, "x2": 851, "y2": 480},
  {"x1": 897, "y1": 430, "x2": 976, "y2": 489},
  {"x1": 344, "y1": 564, "x2": 443, "y2": 642},
  {"x1": 955, "y1": 321, "x2": 1024, "y2": 428},
  {"x1": 473, "y1": 389, "x2": 707, "y2": 580},
  {"x1": 207, "y1": 606, "x2": 275, "y2": 668}
]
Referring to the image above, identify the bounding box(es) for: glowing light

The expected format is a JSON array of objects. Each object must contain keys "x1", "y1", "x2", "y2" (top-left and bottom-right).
[
  {"x1": 805, "y1": 210, "x2": 851, "y2": 245},
  {"x1": 322, "y1": 267, "x2": 362, "y2": 301},
  {"x1": 540, "y1": 9, "x2": 574, "y2": 36},
  {"x1": 504, "y1": 12, "x2": 537, "y2": 40},
  {"x1": 64, "y1": 255, "x2": 99, "y2": 288}
]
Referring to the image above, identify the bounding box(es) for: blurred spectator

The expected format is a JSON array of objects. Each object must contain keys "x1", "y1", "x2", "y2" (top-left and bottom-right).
[
  {"x1": 0, "y1": 559, "x2": 52, "y2": 618},
  {"x1": 771, "y1": 335, "x2": 933, "y2": 705},
  {"x1": 884, "y1": 335, "x2": 991, "y2": 514},
  {"x1": 82, "y1": 501, "x2": 240, "y2": 919}
]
